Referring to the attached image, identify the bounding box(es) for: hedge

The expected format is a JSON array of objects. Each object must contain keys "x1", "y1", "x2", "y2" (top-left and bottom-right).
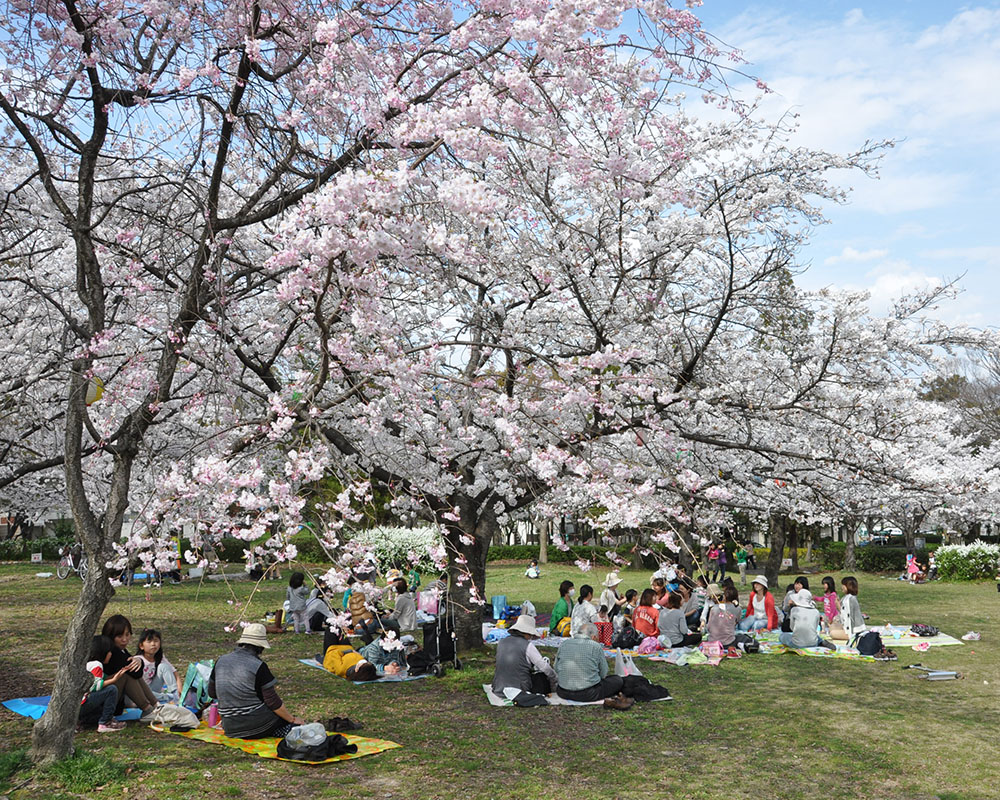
[
  {"x1": 815, "y1": 542, "x2": 938, "y2": 572},
  {"x1": 935, "y1": 541, "x2": 1000, "y2": 580},
  {"x1": 0, "y1": 536, "x2": 69, "y2": 561}
]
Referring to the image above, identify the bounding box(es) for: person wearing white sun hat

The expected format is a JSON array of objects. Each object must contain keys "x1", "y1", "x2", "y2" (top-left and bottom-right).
[
  {"x1": 599, "y1": 573, "x2": 627, "y2": 622},
  {"x1": 492, "y1": 614, "x2": 557, "y2": 696},
  {"x1": 209, "y1": 623, "x2": 306, "y2": 739}
]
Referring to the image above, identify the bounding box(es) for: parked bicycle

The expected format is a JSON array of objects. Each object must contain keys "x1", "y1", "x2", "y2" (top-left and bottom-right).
[{"x1": 56, "y1": 542, "x2": 89, "y2": 580}]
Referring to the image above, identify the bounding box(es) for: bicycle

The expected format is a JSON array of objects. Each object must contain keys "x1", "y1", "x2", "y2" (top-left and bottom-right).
[{"x1": 56, "y1": 542, "x2": 89, "y2": 580}]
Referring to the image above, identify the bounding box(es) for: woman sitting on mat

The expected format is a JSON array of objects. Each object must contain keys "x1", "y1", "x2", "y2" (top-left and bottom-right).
[
  {"x1": 570, "y1": 584, "x2": 599, "y2": 635},
  {"x1": 737, "y1": 575, "x2": 778, "y2": 632},
  {"x1": 100, "y1": 614, "x2": 160, "y2": 719},
  {"x1": 657, "y1": 591, "x2": 702, "y2": 648},
  {"x1": 549, "y1": 580, "x2": 575, "y2": 635},
  {"x1": 632, "y1": 589, "x2": 660, "y2": 639},
  {"x1": 209, "y1": 624, "x2": 305, "y2": 739},
  {"x1": 839, "y1": 575, "x2": 867, "y2": 643},
  {"x1": 704, "y1": 585, "x2": 740, "y2": 649}
]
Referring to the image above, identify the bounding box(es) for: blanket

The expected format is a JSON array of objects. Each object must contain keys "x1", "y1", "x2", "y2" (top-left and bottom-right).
[
  {"x1": 298, "y1": 658, "x2": 430, "y2": 683},
  {"x1": 868, "y1": 625, "x2": 963, "y2": 648},
  {"x1": 759, "y1": 642, "x2": 877, "y2": 661},
  {"x1": 481, "y1": 684, "x2": 672, "y2": 707},
  {"x1": 2, "y1": 695, "x2": 143, "y2": 721},
  {"x1": 153, "y1": 721, "x2": 399, "y2": 764}
]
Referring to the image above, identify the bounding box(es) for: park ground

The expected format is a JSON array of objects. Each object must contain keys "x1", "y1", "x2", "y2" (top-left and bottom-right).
[{"x1": 1, "y1": 562, "x2": 999, "y2": 800}]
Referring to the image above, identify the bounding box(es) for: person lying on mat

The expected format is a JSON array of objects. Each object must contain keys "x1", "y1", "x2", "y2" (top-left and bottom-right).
[
  {"x1": 322, "y1": 636, "x2": 407, "y2": 681},
  {"x1": 492, "y1": 614, "x2": 557, "y2": 696},
  {"x1": 779, "y1": 590, "x2": 835, "y2": 650},
  {"x1": 209, "y1": 624, "x2": 305, "y2": 739},
  {"x1": 554, "y1": 623, "x2": 632, "y2": 709}
]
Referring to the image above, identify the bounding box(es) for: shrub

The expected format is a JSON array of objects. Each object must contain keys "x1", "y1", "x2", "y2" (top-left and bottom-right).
[
  {"x1": 816, "y1": 542, "x2": 846, "y2": 570},
  {"x1": 0, "y1": 535, "x2": 66, "y2": 561},
  {"x1": 935, "y1": 540, "x2": 1000, "y2": 581},
  {"x1": 347, "y1": 526, "x2": 444, "y2": 572}
]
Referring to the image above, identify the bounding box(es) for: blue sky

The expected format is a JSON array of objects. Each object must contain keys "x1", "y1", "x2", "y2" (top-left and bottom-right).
[{"x1": 689, "y1": 1, "x2": 1000, "y2": 329}]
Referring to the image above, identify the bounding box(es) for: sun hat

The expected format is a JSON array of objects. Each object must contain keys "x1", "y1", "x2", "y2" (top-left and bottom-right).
[
  {"x1": 602, "y1": 572, "x2": 623, "y2": 588},
  {"x1": 508, "y1": 614, "x2": 539, "y2": 637},
  {"x1": 384, "y1": 568, "x2": 403, "y2": 582},
  {"x1": 237, "y1": 622, "x2": 271, "y2": 649},
  {"x1": 750, "y1": 575, "x2": 768, "y2": 590}
]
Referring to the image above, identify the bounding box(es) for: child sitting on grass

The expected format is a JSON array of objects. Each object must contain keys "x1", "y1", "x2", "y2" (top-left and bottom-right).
[{"x1": 80, "y1": 635, "x2": 126, "y2": 732}]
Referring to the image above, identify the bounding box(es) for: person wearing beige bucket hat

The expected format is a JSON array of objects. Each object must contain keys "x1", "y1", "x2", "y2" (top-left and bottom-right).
[
  {"x1": 491, "y1": 614, "x2": 557, "y2": 696},
  {"x1": 209, "y1": 623, "x2": 307, "y2": 739}
]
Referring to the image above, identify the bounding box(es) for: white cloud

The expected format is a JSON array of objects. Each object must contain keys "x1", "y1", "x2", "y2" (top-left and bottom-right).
[{"x1": 823, "y1": 246, "x2": 888, "y2": 265}]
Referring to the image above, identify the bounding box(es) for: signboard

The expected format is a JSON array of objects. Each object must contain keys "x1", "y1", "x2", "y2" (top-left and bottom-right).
[
  {"x1": 781, "y1": 558, "x2": 792, "y2": 567},
  {"x1": 31, "y1": 552, "x2": 43, "y2": 563}
]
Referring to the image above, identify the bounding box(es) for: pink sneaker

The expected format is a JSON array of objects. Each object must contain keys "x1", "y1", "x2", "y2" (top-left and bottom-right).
[{"x1": 98, "y1": 720, "x2": 126, "y2": 732}]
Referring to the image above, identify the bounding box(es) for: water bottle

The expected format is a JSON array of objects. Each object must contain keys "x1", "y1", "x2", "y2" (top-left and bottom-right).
[{"x1": 206, "y1": 702, "x2": 220, "y2": 727}]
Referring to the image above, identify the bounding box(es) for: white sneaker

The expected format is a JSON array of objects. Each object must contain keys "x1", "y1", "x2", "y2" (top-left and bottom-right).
[{"x1": 961, "y1": 631, "x2": 981, "y2": 641}]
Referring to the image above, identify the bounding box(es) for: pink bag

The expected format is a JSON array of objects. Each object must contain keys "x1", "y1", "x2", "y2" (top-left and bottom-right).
[
  {"x1": 417, "y1": 591, "x2": 439, "y2": 615},
  {"x1": 699, "y1": 640, "x2": 723, "y2": 658},
  {"x1": 637, "y1": 636, "x2": 662, "y2": 654}
]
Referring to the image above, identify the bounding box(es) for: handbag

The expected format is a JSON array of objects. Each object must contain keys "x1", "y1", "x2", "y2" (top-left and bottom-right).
[
  {"x1": 595, "y1": 621, "x2": 613, "y2": 647},
  {"x1": 145, "y1": 703, "x2": 199, "y2": 730}
]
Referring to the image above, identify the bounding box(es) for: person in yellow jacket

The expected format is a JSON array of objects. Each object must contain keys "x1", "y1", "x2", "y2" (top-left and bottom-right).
[{"x1": 323, "y1": 645, "x2": 378, "y2": 682}]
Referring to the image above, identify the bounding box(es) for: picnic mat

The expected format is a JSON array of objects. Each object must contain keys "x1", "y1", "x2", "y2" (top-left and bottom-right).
[
  {"x1": 298, "y1": 658, "x2": 430, "y2": 683},
  {"x1": 759, "y1": 642, "x2": 876, "y2": 661},
  {"x1": 154, "y1": 721, "x2": 399, "y2": 764},
  {"x1": 869, "y1": 625, "x2": 963, "y2": 648},
  {"x1": 2, "y1": 695, "x2": 143, "y2": 721},
  {"x1": 482, "y1": 685, "x2": 672, "y2": 707}
]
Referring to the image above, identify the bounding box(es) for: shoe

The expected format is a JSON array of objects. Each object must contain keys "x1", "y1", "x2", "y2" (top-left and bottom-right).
[
  {"x1": 962, "y1": 631, "x2": 981, "y2": 641},
  {"x1": 139, "y1": 704, "x2": 159, "y2": 721},
  {"x1": 603, "y1": 693, "x2": 634, "y2": 710},
  {"x1": 98, "y1": 720, "x2": 126, "y2": 732}
]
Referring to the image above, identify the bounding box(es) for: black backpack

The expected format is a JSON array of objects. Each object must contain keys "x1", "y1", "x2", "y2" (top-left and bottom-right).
[
  {"x1": 911, "y1": 623, "x2": 939, "y2": 637},
  {"x1": 621, "y1": 675, "x2": 671, "y2": 702},
  {"x1": 854, "y1": 630, "x2": 883, "y2": 656},
  {"x1": 612, "y1": 626, "x2": 643, "y2": 650}
]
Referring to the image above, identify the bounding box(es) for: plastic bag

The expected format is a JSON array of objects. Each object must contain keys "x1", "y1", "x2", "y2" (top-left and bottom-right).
[
  {"x1": 284, "y1": 722, "x2": 328, "y2": 748},
  {"x1": 521, "y1": 599, "x2": 536, "y2": 617}
]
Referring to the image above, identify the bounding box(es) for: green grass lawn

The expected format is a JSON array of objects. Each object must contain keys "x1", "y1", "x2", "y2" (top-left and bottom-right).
[{"x1": 1, "y1": 562, "x2": 998, "y2": 800}]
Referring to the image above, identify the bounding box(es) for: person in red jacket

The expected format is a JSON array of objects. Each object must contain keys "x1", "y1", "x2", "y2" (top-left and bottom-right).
[
  {"x1": 632, "y1": 589, "x2": 660, "y2": 638},
  {"x1": 737, "y1": 575, "x2": 778, "y2": 632}
]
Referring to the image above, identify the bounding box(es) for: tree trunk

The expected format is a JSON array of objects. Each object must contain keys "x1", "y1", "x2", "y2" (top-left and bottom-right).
[
  {"x1": 764, "y1": 514, "x2": 786, "y2": 589},
  {"x1": 442, "y1": 497, "x2": 496, "y2": 653},
  {"x1": 844, "y1": 520, "x2": 857, "y2": 572},
  {"x1": 805, "y1": 528, "x2": 814, "y2": 564},
  {"x1": 538, "y1": 519, "x2": 548, "y2": 565},
  {"x1": 789, "y1": 521, "x2": 799, "y2": 572},
  {"x1": 31, "y1": 555, "x2": 115, "y2": 764}
]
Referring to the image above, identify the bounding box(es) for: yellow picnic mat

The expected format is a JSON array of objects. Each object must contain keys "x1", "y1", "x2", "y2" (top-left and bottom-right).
[{"x1": 154, "y1": 722, "x2": 400, "y2": 764}]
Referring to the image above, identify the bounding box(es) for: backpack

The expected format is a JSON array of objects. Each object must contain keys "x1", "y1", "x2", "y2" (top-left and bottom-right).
[
  {"x1": 612, "y1": 626, "x2": 643, "y2": 650},
  {"x1": 910, "y1": 623, "x2": 939, "y2": 637},
  {"x1": 854, "y1": 630, "x2": 883, "y2": 656}
]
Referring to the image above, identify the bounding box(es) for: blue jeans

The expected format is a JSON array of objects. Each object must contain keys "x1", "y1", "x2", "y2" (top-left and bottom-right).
[
  {"x1": 79, "y1": 685, "x2": 119, "y2": 726},
  {"x1": 737, "y1": 616, "x2": 767, "y2": 633}
]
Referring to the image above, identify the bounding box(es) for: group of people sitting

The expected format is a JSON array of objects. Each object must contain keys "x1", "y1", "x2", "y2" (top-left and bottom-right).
[
  {"x1": 491, "y1": 568, "x2": 873, "y2": 710},
  {"x1": 547, "y1": 567, "x2": 870, "y2": 654}
]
